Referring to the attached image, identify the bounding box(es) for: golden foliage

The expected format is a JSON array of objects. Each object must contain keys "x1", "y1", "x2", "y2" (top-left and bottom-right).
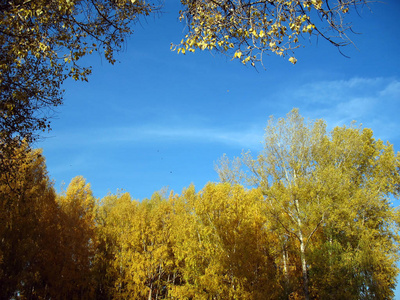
[{"x1": 174, "y1": 0, "x2": 369, "y2": 67}]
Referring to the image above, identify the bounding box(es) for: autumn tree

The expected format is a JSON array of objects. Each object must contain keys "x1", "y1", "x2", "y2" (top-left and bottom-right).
[
  {"x1": 0, "y1": 0, "x2": 159, "y2": 144},
  {"x1": 0, "y1": 142, "x2": 63, "y2": 299},
  {"x1": 175, "y1": 0, "x2": 370, "y2": 66},
  {"x1": 217, "y1": 109, "x2": 400, "y2": 299},
  {"x1": 94, "y1": 190, "x2": 180, "y2": 299},
  {"x1": 169, "y1": 183, "x2": 283, "y2": 299},
  {"x1": 93, "y1": 192, "x2": 133, "y2": 299},
  {"x1": 56, "y1": 176, "x2": 97, "y2": 299}
]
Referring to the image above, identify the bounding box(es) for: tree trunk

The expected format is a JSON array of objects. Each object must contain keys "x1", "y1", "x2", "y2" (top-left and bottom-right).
[
  {"x1": 282, "y1": 245, "x2": 288, "y2": 279},
  {"x1": 295, "y1": 199, "x2": 310, "y2": 300},
  {"x1": 299, "y1": 232, "x2": 310, "y2": 300}
]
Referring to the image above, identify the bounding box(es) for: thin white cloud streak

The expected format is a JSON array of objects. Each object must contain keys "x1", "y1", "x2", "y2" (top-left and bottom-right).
[
  {"x1": 129, "y1": 127, "x2": 264, "y2": 149},
  {"x1": 43, "y1": 124, "x2": 265, "y2": 150}
]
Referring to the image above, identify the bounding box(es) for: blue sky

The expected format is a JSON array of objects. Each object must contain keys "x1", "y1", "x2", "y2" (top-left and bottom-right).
[
  {"x1": 38, "y1": 1, "x2": 400, "y2": 293},
  {"x1": 40, "y1": 0, "x2": 400, "y2": 201}
]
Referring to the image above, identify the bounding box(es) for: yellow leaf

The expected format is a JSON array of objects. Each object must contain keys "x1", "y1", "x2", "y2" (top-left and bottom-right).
[
  {"x1": 234, "y1": 51, "x2": 242, "y2": 59},
  {"x1": 289, "y1": 57, "x2": 297, "y2": 64}
]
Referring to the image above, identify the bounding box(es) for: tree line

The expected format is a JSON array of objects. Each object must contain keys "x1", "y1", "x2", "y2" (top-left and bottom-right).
[{"x1": 1, "y1": 110, "x2": 399, "y2": 299}]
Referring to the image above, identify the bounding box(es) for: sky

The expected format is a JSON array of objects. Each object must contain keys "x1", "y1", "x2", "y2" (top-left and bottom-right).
[
  {"x1": 39, "y1": 0, "x2": 400, "y2": 200},
  {"x1": 37, "y1": 0, "x2": 400, "y2": 294}
]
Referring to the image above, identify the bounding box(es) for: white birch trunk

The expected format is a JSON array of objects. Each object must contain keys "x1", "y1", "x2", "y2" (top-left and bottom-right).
[{"x1": 295, "y1": 199, "x2": 310, "y2": 300}]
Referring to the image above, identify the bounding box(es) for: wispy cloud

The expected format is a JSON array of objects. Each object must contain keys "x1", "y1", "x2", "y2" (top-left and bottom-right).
[
  {"x1": 131, "y1": 126, "x2": 264, "y2": 149},
  {"x1": 43, "y1": 124, "x2": 265, "y2": 151},
  {"x1": 281, "y1": 77, "x2": 400, "y2": 143}
]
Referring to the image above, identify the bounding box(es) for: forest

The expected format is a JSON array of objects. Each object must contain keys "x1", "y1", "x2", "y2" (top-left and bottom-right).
[{"x1": 1, "y1": 110, "x2": 399, "y2": 299}]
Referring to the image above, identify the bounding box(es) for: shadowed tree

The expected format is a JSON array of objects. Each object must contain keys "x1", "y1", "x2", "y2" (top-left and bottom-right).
[{"x1": 0, "y1": 142, "x2": 63, "y2": 299}]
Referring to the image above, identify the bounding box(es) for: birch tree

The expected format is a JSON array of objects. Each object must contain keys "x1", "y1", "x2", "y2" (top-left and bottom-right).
[{"x1": 217, "y1": 109, "x2": 400, "y2": 299}]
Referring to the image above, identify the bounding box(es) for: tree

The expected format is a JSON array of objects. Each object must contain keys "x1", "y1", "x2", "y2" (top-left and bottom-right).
[
  {"x1": 168, "y1": 183, "x2": 282, "y2": 299},
  {"x1": 0, "y1": 142, "x2": 62, "y2": 299},
  {"x1": 94, "y1": 190, "x2": 180, "y2": 299},
  {"x1": 216, "y1": 109, "x2": 400, "y2": 299},
  {"x1": 93, "y1": 192, "x2": 132, "y2": 299},
  {"x1": 174, "y1": 0, "x2": 369, "y2": 66},
  {"x1": 0, "y1": 0, "x2": 159, "y2": 144},
  {"x1": 56, "y1": 176, "x2": 97, "y2": 299}
]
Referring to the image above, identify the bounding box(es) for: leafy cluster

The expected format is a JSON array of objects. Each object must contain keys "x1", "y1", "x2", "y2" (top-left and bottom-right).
[
  {"x1": 0, "y1": 0, "x2": 157, "y2": 143},
  {"x1": 174, "y1": 0, "x2": 368, "y2": 66},
  {"x1": 1, "y1": 111, "x2": 399, "y2": 299}
]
